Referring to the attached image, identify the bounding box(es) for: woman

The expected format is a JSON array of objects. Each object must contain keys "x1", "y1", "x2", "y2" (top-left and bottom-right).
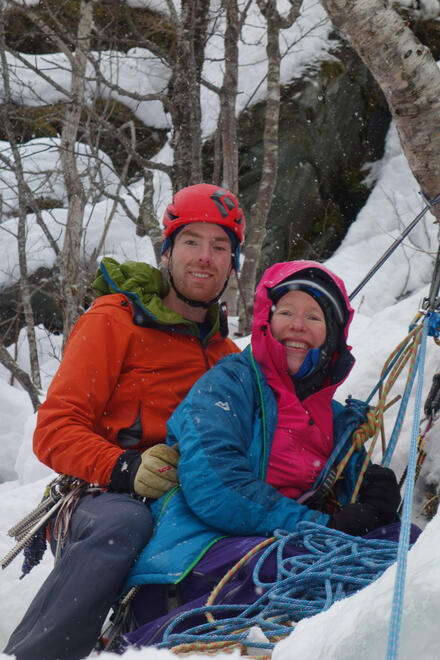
[{"x1": 121, "y1": 260, "x2": 403, "y2": 645}]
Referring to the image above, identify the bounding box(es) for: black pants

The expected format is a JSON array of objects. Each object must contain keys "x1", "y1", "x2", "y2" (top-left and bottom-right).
[{"x1": 4, "y1": 491, "x2": 153, "y2": 660}]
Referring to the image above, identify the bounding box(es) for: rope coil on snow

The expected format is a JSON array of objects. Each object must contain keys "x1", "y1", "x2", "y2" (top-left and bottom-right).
[{"x1": 156, "y1": 523, "x2": 403, "y2": 655}]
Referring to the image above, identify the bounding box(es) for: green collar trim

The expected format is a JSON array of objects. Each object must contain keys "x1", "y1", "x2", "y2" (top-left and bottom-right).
[{"x1": 93, "y1": 257, "x2": 220, "y2": 341}]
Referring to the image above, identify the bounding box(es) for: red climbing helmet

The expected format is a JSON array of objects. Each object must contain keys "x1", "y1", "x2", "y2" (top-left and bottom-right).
[{"x1": 162, "y1": 183, "x2": 245, "y2": 245}]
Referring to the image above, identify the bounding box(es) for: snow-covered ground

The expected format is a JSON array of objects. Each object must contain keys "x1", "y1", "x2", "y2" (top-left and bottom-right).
[{"x1": 2, "y1": 1, "x2": 440, "y2": 658}]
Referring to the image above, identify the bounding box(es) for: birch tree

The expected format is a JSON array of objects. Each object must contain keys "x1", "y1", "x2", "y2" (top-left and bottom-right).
[
  {"x1": 58, "y1": 0, "x2": 96, "y2": 343},
  {"x1": 320, "y1": 0, "x2": 440, "y2": 222},
  {"x1": 168, "y1": 0, "x2": 210, "y2": 190},
  {"x1": 0, "y1": 0, "x2": 42, "y2": 401},
  {"x1": 238, "y1": 0, "x2": 302, "y2": 334}
]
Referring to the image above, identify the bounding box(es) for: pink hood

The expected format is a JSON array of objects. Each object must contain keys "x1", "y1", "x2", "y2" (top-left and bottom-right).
[{"x1": 251, "y1": 260, "x2": 353, "y2": 385}]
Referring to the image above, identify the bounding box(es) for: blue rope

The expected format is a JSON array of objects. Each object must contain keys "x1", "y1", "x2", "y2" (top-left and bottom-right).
[
  {"x1": 382, "y1": 330, "x2": 423, "y2": 468},
  {"x1": 386, "y1": 312, "x2": 430, "y2": 659},
  {"x1": 158, "y1": 522, "x2": 403, "y2": 650},
  {"x1": 365, "y1": 343, "x2": 407, "y2": 406}
]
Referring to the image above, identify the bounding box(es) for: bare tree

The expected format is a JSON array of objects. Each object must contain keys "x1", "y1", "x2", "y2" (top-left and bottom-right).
[
  {"x1": 238, "y1": 0, "x2": 302, "y2": 334},
  {"x1": 136, "y1": 169, "x2": 163, "y2": 266},
  {"x1": 58, "y1": 0, "x2": 97, "y2": 343},
  {"x1": 0, "y1": 0, "x2": 41, "y2": 393},
  {"x1": 0, "y1": 0, "x2": 315, "y2": 407},
  {"x1": 218, "y1": 0, "x2": 251, "y2": 196},
  {"x1": 168, "y1": 0, "x2": 210, "y2": 190},
  {"x1": 320, "y1": 0, "x2": 440, "y2": 222}
]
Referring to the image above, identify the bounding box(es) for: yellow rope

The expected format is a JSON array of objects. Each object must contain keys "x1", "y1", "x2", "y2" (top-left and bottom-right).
[
  {"x1": 344, "y1": 323, "x2": 423, "y2": 502},
  {"x1": 205, "y1": 537, "x2": 276, "y2": 624},
  {"x1": 171, "y1": 537, "x2": 279, "y2": 657},
  {"x1": 171, "y1": 640, "x2": 246, "y2": 655}
]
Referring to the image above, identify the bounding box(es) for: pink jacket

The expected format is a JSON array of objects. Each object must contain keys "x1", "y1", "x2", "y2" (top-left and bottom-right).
[{"x1": 251, "y1": 261, "x2": 354, "y2": 498}]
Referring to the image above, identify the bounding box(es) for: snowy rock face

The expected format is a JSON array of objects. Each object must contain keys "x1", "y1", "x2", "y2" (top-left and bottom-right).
[{"x1": 237, "y1": 42, "x2": 391, "y2": 272}]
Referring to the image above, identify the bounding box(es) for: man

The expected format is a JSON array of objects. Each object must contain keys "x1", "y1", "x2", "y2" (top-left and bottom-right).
[{"x1": 4, "y1": 183, "x2": 245, "y2": 660}]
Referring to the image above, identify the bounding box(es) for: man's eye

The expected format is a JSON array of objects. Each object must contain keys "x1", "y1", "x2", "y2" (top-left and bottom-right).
[
  {"x1": 213, "y1": 245, "x2": 227, "y2": 252},
  {"x1": 184, "y1": 239, "x2": 197, "y2": 246}
]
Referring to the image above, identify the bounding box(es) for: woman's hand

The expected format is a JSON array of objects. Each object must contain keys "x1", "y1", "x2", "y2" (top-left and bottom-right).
[
  {"x1": 327, "y1": 502, "x2": 379, "y2": 536},
  {"x1": 358, "y1": 464, "x2": 401, "y2": 525}
]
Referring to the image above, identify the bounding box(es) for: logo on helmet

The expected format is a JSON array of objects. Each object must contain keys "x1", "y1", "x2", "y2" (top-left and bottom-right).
[{"x1": 210, "y1": 190, "x2": 243, "y2": 227}]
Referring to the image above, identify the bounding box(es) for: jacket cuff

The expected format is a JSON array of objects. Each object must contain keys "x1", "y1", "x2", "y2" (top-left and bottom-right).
[{"x1": 109, "y1": 450, "x2": 141, "y2": 493}]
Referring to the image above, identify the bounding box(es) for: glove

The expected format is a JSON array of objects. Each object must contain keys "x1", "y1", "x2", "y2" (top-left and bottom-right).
[
  {"x1": 327, "y1": 502, "x2": 379, "y2": 536},
  {"x1": 133, "y1": 444, "x2": 180, "y2": 499},
  {"x1": 109, "y1": 444, "x2": 180, "y2": 498},
  {"x1": 358, "y1": 464, "x2": 400, "y2": 526}
]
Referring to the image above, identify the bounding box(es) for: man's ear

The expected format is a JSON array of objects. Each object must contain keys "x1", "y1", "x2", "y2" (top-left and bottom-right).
[{"x1": 161, "y1": 248, "x2": 170, "y2": 268}]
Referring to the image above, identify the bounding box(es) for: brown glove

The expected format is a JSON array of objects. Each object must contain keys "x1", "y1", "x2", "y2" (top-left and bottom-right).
[{"x1": 133, "y1": 444, "x2": 180, "y2": 499}]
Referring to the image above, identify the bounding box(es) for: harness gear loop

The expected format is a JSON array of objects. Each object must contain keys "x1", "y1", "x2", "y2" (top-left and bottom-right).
[{"x1": 52, "y1": 480, "x2": 92, "y2": 562}]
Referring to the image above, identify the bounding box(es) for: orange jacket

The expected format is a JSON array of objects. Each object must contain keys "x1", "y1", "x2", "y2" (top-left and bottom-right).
[{"x1": 33, "y1": 293, "x2": 239, "y2": 486}]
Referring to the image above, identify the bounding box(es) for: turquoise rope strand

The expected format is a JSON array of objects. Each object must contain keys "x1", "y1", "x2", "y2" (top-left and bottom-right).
[{"x1": 386, "y1": 313, "x2": 429, "y2": 659}]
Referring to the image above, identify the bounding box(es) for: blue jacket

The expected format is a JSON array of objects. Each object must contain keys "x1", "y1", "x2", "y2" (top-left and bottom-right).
[{"x1": 125, "y1": 346, "x2": 368, "y2": 588}]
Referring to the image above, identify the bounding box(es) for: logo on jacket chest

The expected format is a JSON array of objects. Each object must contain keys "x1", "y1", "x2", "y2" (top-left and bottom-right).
[{"x1": 215, "y1": 401, "x2": 230, "y2": 411}]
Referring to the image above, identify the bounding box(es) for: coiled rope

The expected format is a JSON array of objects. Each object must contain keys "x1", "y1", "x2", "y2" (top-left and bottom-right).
[{"x1": 155, "y1": 523, "x2": 402, "y2": 655}]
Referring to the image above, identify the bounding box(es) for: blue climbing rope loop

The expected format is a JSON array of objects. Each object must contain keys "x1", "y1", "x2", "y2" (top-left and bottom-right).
[{"x1": 156, "y1": 523, "x2": 404, "y2": 653}]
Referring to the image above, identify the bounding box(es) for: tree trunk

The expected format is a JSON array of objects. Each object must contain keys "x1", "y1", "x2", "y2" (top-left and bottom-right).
[
  {"x1": 169, "y1": 0, "x2": 210, "y2": 190},
  {"x1": 220, "y1": 0, "x2": 240, "y2": 196},
  {"x1": 0, "y1": 342, "x2": 40, "y2": 411},
  {"x1": 320, "y1": 0, "x2": 440, "y2": 220},
  {"x1": 137, "y1": 169, "x2": 163, "y2": 265},
  {"x1": 238, "y1": 0, "x2": 301, "y2": 335},
  {"x1": 58, "y1": 0, "x2": 95, "y2": 344},
  {"x1": 0, "y1": 3, "x2": 41, "y2": 390}
]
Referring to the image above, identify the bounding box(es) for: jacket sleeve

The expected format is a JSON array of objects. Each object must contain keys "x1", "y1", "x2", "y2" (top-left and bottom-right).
[
  {"x1": 33, "y1": 304, "x2": 132, "y2": 485},
  {"x1": 169, "y1": 357, "x2": 330, "y2": 537}
]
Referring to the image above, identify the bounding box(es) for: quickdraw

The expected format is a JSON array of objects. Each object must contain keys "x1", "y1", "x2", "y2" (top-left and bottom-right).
[{"x1": 1, "y1": 474, "x2": 93, "y2": 576}]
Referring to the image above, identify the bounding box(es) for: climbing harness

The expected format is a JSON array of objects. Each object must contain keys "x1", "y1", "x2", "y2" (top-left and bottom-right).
[{"x1": 1, "y1": 474, "x2": 93, "y2": 576}]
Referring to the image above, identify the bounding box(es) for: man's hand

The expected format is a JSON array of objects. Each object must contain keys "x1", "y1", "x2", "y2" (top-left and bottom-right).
[{"x1": 133, "y1": 444, "x2": 180, "y2": 499}]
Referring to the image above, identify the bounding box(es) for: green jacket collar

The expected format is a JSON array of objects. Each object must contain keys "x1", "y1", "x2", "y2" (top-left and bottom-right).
[{"x1": 93, "y1": 257, "x2": 221, "y2": 341}]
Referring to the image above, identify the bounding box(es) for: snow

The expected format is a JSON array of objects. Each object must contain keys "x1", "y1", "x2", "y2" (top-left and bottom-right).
[{"x1": 2, "y1": 1, "x2": 440, "y2": 658}]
